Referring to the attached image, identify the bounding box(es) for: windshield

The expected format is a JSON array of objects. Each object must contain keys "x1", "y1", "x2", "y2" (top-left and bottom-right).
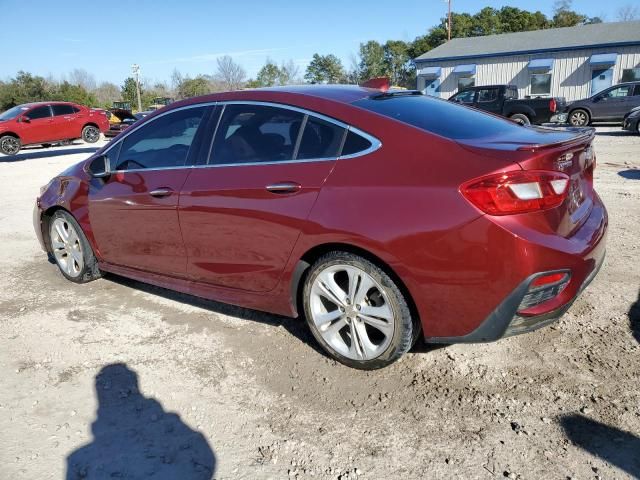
[{"x1": 0, "y1": 105, "x2": 28, "y2": 121}]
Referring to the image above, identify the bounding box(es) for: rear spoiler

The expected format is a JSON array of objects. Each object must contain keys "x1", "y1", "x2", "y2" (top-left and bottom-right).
[{"x1": 516, "y1": 127, "x2": 595, "y2": 152}]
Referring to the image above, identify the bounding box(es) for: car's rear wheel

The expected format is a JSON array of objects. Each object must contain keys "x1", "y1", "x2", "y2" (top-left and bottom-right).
[
  {"x1": 303, "y1": 251, "x2": 414, "y2": 370},
  {"x1": 82, "y1": 125, "x2": 100, "y2": 143},
  {"x1": 48, "y1": 210, "x2": 101, "y2": 283},
  {"x1": 510, "y1": 113, "x2": 530, "y2": 126},
  {"x1": 0, "y1": 135, "x2": 21, "y2": 155},
  {"x1": 569, "y1": 109, "x2": 590, "y2": 127}
]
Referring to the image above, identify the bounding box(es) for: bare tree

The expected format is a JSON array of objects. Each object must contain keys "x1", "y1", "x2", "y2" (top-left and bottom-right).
[
  {"x1": 617, "y1": 4, "x2": 639, "y2": 21},
  {"x1": 94, "y1": 82, "x2": 121, "y2": 107},
  {"x1": 170, "y1": 68, "x2": 183, "y2": 92},
  {"x1": 215, "y1": 56, "x2": 246, "y2": 91},
  {"x1": 68, "y1": 68, "x2": 96, "y2": 91},
  {"x1": 279, "y1": 60, "x2": 301, "y2": 85}
]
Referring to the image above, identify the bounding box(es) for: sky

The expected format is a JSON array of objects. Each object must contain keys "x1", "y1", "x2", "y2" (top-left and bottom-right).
[{"x1": 0, "y1": 0, "x2": 635, "y2": 86}]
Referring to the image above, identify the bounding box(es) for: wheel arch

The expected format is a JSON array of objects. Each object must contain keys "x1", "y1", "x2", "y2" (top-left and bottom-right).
[
  {"x1": 290, "y1": 242, "x2": 421, "y2": 334},
  {"x1": 40, "y1": 205, "x2": 73, "y2": 253},
  {"x1": 82, "y1": 122, "x2": 100, "y2": 131},
  {"x1": 0, "y1": 131, "x2": 21, "y2": 139}
]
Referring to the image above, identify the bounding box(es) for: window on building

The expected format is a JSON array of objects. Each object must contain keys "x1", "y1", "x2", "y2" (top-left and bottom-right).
[
  {"x1": 530, "y1": 73, "x2": 551, "y2": 95},
  {"x1": 457, "y1": 77, "x2": 475, "y2": 91},
  {"x1": 621, "y1": 68, "x2": 640, "y2": 83}
]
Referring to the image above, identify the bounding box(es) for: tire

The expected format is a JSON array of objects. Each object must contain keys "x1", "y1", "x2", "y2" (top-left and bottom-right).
[
  {"x1": 302, "y1": 251, "x2": 415, "y2": 370},
  {"x1": 42, "y1": 143, "x2": 52, "y2": 148},
  {"x1": 48, "y1": 210, "x2": 101, "y2": 283},
  {"x1": 510, "y1": 113, "x2": 531, "y2": 126},
  {"x1": 569, "y1": 109, "x2": 590, "y2": 127},
  {"x1": 81, "y1": 125, "x2": 100, "y2": 143},
  {"x1": 0, "y1": 135, "x2": 21, "y2": 155}
]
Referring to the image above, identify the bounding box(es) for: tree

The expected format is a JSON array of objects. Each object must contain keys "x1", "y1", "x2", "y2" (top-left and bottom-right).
[
  {"x1": 278, "y1": 60, "x2": 301, "y2": 85},
  {"x1": 0, "y1": 71, "x2": 48, "y2": 109},
  {"x1": 618, "y1": 4, "x2": 639, "y2": 21},
  {"x1": 552, "y1": 0, "x2": 586, "y2": 27},
  {"x1": 68, "y1": 68, "x2": 96, "y2": 91},
  {"x1": 215, "y1": 56, "x2": 246, "y2": 90},
  {"x1": 304, "y1": 54, "x2": 345, "y2": 84},
  {"x1": 93, "y1": 82, "x2": 121, "y2": 108},
  {"x1": 358, "y1": 41, "x2": 387, "y2": 81},
  {"x1": 177, "y1": 76, "x2": 211, "y2": 98},
  {"x1": 384, "y1": 40, "x2": 413, "y2": 87},
  {"x1": 49, "y1": 81, "x2": 96, "y2": 106},
  {"x1": 121, "y1": 77, "x2": 140, "y2": 110},
  {"x1": 255, "y1": 60, "x2": 281, "y2": 87}
]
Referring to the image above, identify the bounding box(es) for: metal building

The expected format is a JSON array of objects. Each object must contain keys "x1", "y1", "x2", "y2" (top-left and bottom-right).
[{"x1": 414, "y1": 21, "x2": 640, "y2": 101}]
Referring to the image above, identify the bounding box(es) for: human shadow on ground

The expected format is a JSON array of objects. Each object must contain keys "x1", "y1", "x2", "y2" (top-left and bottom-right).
[
  {"x1": 0, "y1": 146, "x2": 98, "y2": 162},
  {"x1": 618, "y1": 169, "x2": 640, "y2": 180},
  {"x1": 560, "y1": 414, "x2": 640, "y2": 478},
  {"x1": 66, "y1": 363, "x2": 215, "y2": 480},
  {"x1": 629, "y1": 289, "x2": 640, "y2": 344}
]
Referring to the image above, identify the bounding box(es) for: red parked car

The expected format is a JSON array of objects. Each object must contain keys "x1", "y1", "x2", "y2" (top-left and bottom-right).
[
  {"x1": 0, "y1": 102, "x2": 109, "y2": 155},
  {"x1": 33, "y1": 86, "x2": 607, "y2": 369}
]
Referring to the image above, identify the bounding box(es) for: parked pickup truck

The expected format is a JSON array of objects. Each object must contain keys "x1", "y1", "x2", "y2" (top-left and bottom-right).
[{"x1": 448, "y1": 85, "x2": 566, "y2": 125}]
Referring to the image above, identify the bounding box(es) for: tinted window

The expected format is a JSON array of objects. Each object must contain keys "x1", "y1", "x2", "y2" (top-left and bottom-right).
[
  {"x1": 477, "y1": 88, "x2": 498, "y2": 102},
  {"x1": 451, "y1": 90, "x2": 475, "y2": 103},
  {"x1": 211, "y1": 104, "x2": 304, "y2": 165},
  {"x1": 114, "y1": 107, "x2": 206, "y2": 171},
  {"x1": 341, "y1": 130, "x2": 372, "y2": 156},
  {"x1": 297, "y1": 116, "x2": 345, "y2": 160},
  {"x1": 506, "y1": 87, "x2": 518, "y2": 100},
  {"x1": 72, "y1": 106, "x2": 80, "y2": 113},
  {"x1": 354, "y1": 95, "x2": 525, "y2": 141},
  {"x1": 27, "y1": 106, "x2": 52, "y2": 119},
  {"x1": 531, "y1": 73, "x2": 551, "y2": 95},
  {"x1": 602, "y1": 86, "x2": 632, "y2": 98},
  {"x1": 634, "y1": 85, "x2": 640, "y2": 97},
  {"x1": 52, "y1": 104, "x2": 75, "y2": 116}
]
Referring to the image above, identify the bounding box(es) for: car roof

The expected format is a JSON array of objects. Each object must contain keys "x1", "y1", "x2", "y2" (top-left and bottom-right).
[
  {"x1": 169, "y1": 85, "x2": 379, "y2": 110},
  {"x1": 20, "y1": 101, "x2": 77, "y2": 108}
]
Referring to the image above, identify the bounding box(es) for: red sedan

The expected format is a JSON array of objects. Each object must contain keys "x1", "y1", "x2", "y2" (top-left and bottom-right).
[
  {"x1": 33, "y1": 86, "x2": 607, "y2": 369},
  {"x1": 0, "y1": 102, "x2": 109, "y2": 155}
]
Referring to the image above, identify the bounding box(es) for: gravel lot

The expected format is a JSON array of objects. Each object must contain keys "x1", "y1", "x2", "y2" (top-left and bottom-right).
[{"x1": 1, "y1": 129, "x2": 639, "y2": 480}]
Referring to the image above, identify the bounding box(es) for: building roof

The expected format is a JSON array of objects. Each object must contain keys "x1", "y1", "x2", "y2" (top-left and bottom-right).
[{"x1": 415, "y1": 20, "x2": 640, "y2": 62}]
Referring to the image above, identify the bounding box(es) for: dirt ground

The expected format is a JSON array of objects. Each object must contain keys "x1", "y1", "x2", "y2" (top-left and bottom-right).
[{"x1": 0, "y1": 129, "x2": 638, "y2": 480}]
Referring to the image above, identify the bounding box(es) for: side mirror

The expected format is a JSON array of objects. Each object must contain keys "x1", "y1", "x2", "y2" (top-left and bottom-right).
[
  {"x1": 88, "y1": 155, "x2": 110, "y2": 178},
  {"x1": 21, "y1": 116, "x2": 30, "y2": 123}
]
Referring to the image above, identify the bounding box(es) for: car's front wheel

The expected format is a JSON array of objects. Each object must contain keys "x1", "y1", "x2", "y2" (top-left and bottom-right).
[
  {"x1": 48, "y1": 210, "x2": 101, "y2": 283},
  {"x1": 569, "y1": 109, "x2": 590, "y2": 127},
  {"x1": 0, "y1": 135, "x2": 21, "y2": 155},
  {"x1": 303, "y1": 251, "x2": 415, "y2": 370},
  {"x1": 82, "y1": 125, "x2": 100, "y2": 143}
]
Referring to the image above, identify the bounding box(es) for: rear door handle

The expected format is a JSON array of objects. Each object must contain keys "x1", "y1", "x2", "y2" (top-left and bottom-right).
[
  {"x1": 265, "y1": 182, "x2": 301, "y2": 194},
  {"x1": 149, "y1": 188, "x2": 173, "y2": 197}
]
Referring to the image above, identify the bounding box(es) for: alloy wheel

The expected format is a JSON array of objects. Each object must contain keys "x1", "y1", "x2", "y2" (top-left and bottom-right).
[
  {"x1": 309, "y1": 264, "x2": 395, "y2": 361},
  {"x1": 570, "y1": 111, "x2": 588, "y2": 126},
  {"x1": 84, "y1": 127, "x2": 100, "y2": 143},
  {"x1": 1, "y1": 136, "x2": 20, "y2": 155},
  {"x1": 50, "y1": 217, "x2": 84, "y2": 278}
]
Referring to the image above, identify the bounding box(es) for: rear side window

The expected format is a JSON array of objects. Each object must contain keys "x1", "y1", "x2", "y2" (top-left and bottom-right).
[
  {"x1": 72, "y1": 106, "x2": 81, "y2": 113},
  {"x1": 27, "y1": 106, "x2": 52, "y2": 119},
  {"x1": 354, "y1": 95, "x2": 524, "y2": 141},
  {"x1": 114, "y1": 106, "x2": 206, "y2": 171},
  {"x1": 297, "y1": 116, "x2": 345, "y2": 160},
  {"x1": 211, "y1": 104, "x2": 304, "y2": 165},
  {"x1": 341, "y1": 130, "x2": 372, "y2": 156},
  {"x1": 52, "y1": 104, "x2": 74, "y2": 116}
]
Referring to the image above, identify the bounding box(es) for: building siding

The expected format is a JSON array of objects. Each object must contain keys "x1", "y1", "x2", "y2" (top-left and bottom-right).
[{"x1": 416, "y1": 46, "x2": 640, "y2": 101}]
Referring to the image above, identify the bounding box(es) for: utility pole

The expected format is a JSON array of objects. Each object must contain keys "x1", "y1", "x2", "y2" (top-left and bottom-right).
[
  {"x1": 131, "y1": 64, "x2": 142, "y2": 112},
  {"x1": 447, "y1": 0, "x2": 452, "y2": 41}
]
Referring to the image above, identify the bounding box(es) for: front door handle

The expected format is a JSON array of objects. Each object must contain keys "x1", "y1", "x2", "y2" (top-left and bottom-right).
[
  {"x1": 149, "y1": 188, "x2": 173, "y2": 197},
  {"x1": 265, "y1": 182, "x2": 301, "y2": 194}
]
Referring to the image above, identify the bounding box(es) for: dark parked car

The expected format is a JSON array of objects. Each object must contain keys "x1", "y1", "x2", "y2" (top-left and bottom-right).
[
  {"x1": 104, "y1": 110, "x2": 152, "y2": 138},
  {"x1": 567, "y1": 82, "x2": 640, "y2": 126},
  {"x1": 448, "y1": 85, "x2": 566, "y2": 125},
  {"x1": 622, "y1": 105, "x2": 640, "y2": 134},
  {"x1": 34, "y1": 86, "x2": 607, "y2": 369},
  {"x1": 0, "y1": 102, "x2": 109, "y2": 155}
]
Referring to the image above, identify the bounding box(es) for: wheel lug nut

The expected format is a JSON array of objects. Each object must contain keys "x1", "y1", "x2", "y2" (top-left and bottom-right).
[{"x1": 356, "y1": 305, "x2": 361, "y2": 310}]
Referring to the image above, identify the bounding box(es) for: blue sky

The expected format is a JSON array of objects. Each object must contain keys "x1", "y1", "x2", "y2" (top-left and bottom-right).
[{"x1": 0, "y1": 0, "x2": 634, "y2": 86}]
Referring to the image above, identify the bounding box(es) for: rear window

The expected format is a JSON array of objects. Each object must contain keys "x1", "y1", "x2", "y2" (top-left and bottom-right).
[{"x1": 353, "y1": 95, "x2": 523, "y2": 140}]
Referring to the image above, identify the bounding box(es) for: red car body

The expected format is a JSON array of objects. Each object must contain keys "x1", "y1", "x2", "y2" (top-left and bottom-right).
[
  {"x1": 34, "y1": 86, "x2": 607, "y2": 344},
  {"x1": 0, "y1": 101, "x2": 109, "y2": 148}
]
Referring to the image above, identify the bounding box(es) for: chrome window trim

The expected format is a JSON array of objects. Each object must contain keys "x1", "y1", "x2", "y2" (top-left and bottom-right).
[{"x1": 103, "y1": 99, "x2": 381, "y2": 174}]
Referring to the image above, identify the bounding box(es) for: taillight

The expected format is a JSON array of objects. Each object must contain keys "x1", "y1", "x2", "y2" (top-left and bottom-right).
[
  {"x1": 460, "y1": 170, "x2": 570, "y2": 215},
  {"x1": 549, "y1": 98, "x2": 557, "y2": 113}
]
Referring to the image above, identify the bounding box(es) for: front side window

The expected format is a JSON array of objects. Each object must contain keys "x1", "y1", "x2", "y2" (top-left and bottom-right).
[
  {"x1": 27, "y1": 105, "x2": 52, "y2": 120},
  {"x1": 52, "y1": 104, "x2": 75, "y2": 116},
  {"x1": 451, "y1": 89, "x2": 475, "y2": 103},
  {"x1": 211, "y1": 104, "x2": 304, "y2": 165},
  {"x1": 114, "y1": 106, "x2": 206, "y2": 171},
  {"x1": 602, "y1": 85, "x2": 632, "y2": 98},
  {"x1": 457, "y1": 77, "x2": 475, "y2": 92},
  {"x1": 297, "y1": 116, "x2": 345, "y2": 160},
  {"x1": 531, "y1": 73, "x2": 551, "y2": 95}
]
